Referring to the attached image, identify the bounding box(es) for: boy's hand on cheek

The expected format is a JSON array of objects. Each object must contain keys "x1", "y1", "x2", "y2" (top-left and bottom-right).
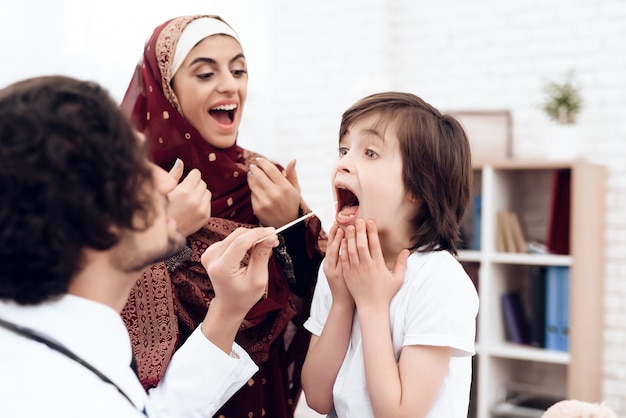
[
  {"x1": 323, "y1": 223, "x2": 354, "y2": 305},
  {"x1": 341, "y1": 219, "x2": 406, "y2": 311}
]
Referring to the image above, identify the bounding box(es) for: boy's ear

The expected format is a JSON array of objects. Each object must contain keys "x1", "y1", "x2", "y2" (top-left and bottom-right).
[{"x1": 407, "y1": 193, "x2": 420, "y2": 203}]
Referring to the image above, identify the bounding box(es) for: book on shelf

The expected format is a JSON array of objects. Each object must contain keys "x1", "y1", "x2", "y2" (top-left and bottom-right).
[
  {"x1": 509, "y1": 212, "x2": 527, "y2": 253},
  {"x1": 497, "y1": 209, "x2": 527, "y2": 253},
  {"x1": 460, "y1": 194, "x2": 482, "y2": 251},
  {"x1": 545, "y1": 266, "x2": 559, "y2": 350},
  {"x1": 501, "y1": 290, "x2": 530, "y2": 345},
  {"x1": 498, "y1": 210, "x2": 515, "y2": 253},
  {"x1": 471, "y1": 194, "x2": 482, "y2": 250},
  {"x1": 556, "y1": 267, "x2": 570, "y2": 352},
  {"x1": 546, "y1": 170, "x2": 571, "y2": 255},
  {"x1": 496, "y1": 210, "x2": 507, "y2": 252},
  {"x1": 544, "y1": 266, "x2": 569, "y2": 352},
  {"x1": 528, "y1": 266, "x2": 547, "y2": 348}
]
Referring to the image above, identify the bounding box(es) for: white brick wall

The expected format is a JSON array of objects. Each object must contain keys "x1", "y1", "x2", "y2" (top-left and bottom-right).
[
  {"x1": 266, "y1": 0, "x2": 626, "y2": 414},
  {"x1": 2, "y1": 0, "x2": 624, "y2": 414}
]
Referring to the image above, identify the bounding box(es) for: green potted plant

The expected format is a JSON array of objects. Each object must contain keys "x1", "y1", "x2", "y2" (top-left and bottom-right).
[
  {"x1": 542, "y1": 70, "x2": 582, "y2": 125},
  {"x1": 541, "y1": 70, "x2": 584, "y2": 160}
]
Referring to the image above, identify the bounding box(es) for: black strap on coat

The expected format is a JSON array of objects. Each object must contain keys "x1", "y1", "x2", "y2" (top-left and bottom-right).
[{"x1": 0, "y1": 316, "x2": 148, "y2": 416}]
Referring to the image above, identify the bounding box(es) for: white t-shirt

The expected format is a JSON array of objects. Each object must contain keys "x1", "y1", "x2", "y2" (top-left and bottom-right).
[
  {"x1": 304, "y1": 250, "x2": 479, "y2": 418},
  {"x1": 0, "y1": 294, "x2": 257, "y2": 418}
]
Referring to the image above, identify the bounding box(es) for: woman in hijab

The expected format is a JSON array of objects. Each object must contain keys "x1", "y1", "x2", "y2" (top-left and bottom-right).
[{"x1": 121, "y1": 15, "x2": 326, "y2": 418}]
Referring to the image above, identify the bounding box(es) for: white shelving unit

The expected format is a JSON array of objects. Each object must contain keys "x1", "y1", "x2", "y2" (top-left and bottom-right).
[{"x1": 458, "y1": 160, "x2": 606, "y2": 418}]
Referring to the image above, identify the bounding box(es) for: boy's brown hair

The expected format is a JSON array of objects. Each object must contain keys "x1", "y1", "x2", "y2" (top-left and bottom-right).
[{"x1": 339, "y1": 92, "x2": 472, "y2": 254}]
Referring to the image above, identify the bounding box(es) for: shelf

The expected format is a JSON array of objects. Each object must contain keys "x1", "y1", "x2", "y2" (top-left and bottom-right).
[
  {"x1": 477, "y1": 342, "x2": 570, "y2": 364},
  {"x1": 458, "y1": 251, "x2": 572, "y2": 266},
  {"x1": 457, "y1": 250, "x2": 481, "y2": 262},
  {"x1": 467, "y1": 160, "x2": 606, "y2": 418},
  {"x1": 473, "y1": 159, "x2": 581, "y2": 170},
  {"x1": 491, "y1": 253, "x2": 572, "y2": 266}
]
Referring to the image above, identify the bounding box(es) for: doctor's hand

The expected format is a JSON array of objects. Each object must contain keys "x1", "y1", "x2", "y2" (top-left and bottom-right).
[{"x1": 200, "y1": 227, "x2": 278, "y2": 353}]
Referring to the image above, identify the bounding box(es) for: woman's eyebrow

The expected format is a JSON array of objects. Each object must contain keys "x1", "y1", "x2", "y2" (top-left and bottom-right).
[
  {"x1": 188, "y1": 53, "x2": 245, "y2": 68},
  {"x1": 231, "y1": 53, "x2": 245, "y2": 63},
  {"x1": 188, "y1": 57, "x2": 216, "y2": 67}
]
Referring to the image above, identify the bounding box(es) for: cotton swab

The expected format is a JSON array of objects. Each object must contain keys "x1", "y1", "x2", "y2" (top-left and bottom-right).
[{"x1": 256, "y1": 201, "x2": 337, "y2": 244}]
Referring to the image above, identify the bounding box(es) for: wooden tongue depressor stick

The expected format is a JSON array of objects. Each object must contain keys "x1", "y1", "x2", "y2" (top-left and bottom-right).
[{"x1": 255, "y1": 201, "x2": 337, "y2": 244}]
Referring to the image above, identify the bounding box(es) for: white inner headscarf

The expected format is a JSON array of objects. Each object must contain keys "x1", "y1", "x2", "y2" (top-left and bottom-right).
[{"x1": 170, "y1": 17, "x2": 241, "y2": 81}]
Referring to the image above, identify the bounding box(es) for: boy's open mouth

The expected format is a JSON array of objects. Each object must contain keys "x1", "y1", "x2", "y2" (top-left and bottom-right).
[
  {"x1": 209, "y1": 104, "x2": 237, "y2": 124},
  {"x1": 336, "y1": 186, "x2": 359, "y2": 222}
]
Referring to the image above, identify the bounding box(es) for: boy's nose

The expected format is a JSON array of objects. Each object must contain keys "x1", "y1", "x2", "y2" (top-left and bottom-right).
[{"x1": 335, "y1": 158, "x2": 352, "y2": 173}]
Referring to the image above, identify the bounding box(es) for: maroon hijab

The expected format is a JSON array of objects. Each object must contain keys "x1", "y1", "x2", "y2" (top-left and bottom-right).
[
  {"x1": 120, "y1": 15, "x2": 324, "y2": 388},
  {"x1": 121, "y1": 15, "x2": 254, "y2": 222}
]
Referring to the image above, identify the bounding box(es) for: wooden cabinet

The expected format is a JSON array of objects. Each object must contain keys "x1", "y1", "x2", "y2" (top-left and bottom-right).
[{"x1": 458, "y1": 160, "x2": 606, "y2": 418}]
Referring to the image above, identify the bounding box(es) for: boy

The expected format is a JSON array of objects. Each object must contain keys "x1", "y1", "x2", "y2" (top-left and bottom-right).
[{"x1": 301, "y1": 92, "x2": 479, "y2": 417}]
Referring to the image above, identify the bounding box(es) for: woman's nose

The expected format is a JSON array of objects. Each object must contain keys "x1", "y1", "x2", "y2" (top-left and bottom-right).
[{"x1": 216, "y1": 72, "x2": 238, "y2": 93}]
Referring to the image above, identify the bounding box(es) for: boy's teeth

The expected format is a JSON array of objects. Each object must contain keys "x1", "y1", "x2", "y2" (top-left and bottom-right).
[
  {"x1": 337, "y1": 212, "x2": 354, "y2": 222},
  {"x1": 211, "y1": 104, "x2": 237, "y2": 111},
  {"x1": 337, "y1": 206, "x2": 358, "y2": 221}
]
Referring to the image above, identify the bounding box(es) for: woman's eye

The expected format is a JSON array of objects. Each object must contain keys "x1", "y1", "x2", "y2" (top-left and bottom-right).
[
  {"x1": 197, "y1": 72, "x2": 214, "y2": 80},
  {"x1": 233, "y1": 69, "x2": 248, "y2": 77}
]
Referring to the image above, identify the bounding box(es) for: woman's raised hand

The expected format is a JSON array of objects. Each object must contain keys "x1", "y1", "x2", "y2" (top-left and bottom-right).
[
  {"x1": 167, "y1": 159, "x2": 212, "y2": 237},
  {"x1": 248, "y1": 158, "x2": 301, "y2": 228}
]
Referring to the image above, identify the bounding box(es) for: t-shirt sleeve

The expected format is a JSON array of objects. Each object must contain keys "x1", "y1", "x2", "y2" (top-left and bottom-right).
[
  {"x1": 303, "y1": 261, "x2": 331, "y2": 337},
  {"x1": 402, "y1": 256, "x2": 479, "y2": 357}
]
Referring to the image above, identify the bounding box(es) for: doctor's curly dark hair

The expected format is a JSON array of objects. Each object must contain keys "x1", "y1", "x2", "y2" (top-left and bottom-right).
[{"x1": 0, "y1": 75, "x2": 154, "y2": 304}]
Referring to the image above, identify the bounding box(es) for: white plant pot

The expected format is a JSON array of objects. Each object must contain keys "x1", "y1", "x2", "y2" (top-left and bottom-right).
[{"x1": 543, "y1": 124, "x2": 584, "y2": 161}]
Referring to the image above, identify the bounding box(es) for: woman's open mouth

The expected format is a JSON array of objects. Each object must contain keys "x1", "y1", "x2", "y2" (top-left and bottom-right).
[
  {"x1": 209, "y1": 103, "x2": 237, "y2": 126},
  {"x1": 336, "y1": 186, "x2": 359, "y2": 224}
]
